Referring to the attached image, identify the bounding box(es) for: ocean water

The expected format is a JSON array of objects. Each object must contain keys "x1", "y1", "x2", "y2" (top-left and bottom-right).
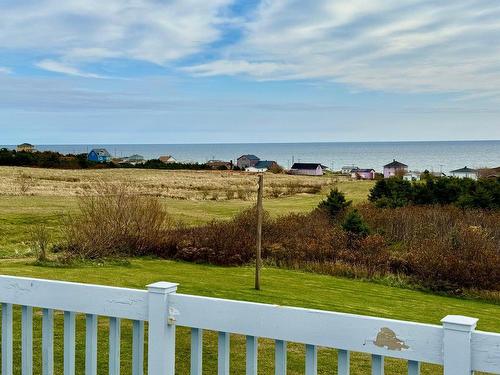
[{"x1": 2, "y1": 141, "x2": 499, "y2": 173}]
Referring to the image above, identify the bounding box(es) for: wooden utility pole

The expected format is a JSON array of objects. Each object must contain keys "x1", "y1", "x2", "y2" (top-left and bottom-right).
[{"x1": 255, "y1": 174, "x2": 264, "y2": 290}]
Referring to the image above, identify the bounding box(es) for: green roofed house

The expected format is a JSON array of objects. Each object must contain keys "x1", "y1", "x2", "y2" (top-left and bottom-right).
[{"x1": 450, "y1": 166, "x2": 478, "y2": 180}]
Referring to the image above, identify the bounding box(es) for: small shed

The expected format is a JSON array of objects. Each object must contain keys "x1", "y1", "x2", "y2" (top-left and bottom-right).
[
  {"x1": 237, "y1": 154, "x2": 260, "y2": 169},
  {"x1": 383, "y1": 159, "x2": 408, "y2": 178},
  {"x1": 290, "y1": 163, "x2": 324, "y2": 176},
  {"x1": 450, "y1": 166, "x2": 478, "y2": 180},
  {"x1": 88, "y1": 148, "x2": 112, "y2": 163}
]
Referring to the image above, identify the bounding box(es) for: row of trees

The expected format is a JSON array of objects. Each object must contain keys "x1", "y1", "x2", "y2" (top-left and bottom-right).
[{"x1": 369, "y1": 175, "x2": 499, "y2": 209}]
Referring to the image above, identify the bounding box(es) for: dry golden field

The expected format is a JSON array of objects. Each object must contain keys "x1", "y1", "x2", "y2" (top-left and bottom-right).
[{"x1": 0, "y1": 166, "x2": 345, "y2": 200}]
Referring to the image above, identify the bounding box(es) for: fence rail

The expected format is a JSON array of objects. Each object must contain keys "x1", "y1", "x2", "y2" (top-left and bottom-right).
[{"x1": 0, "y1": 275, "x2": 499, "y2": 374}]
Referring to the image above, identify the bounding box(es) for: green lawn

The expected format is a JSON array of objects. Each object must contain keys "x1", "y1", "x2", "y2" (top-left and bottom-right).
[{"x1": 0, "y1": 259, "x2": 498, "y2": 374}]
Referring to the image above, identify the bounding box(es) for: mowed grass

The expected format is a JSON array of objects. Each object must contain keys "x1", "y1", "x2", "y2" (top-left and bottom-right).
[{"x1": 0, "y1": 259, "x2": 498, "y2": 374}]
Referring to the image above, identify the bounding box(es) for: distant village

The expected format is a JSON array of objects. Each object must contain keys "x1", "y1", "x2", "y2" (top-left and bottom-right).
[{"x1": 11, "y1": 143, "x2": 500, "y2": 179}]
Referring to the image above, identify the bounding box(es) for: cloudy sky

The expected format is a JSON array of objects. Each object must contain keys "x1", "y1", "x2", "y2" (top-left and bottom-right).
[{"x1": 1, "y1": 0, "x2": 500, "y2": 144}]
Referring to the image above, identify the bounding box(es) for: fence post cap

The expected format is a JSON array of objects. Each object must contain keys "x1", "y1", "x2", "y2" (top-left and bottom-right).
[
  {"x1": 147, "y1": 281, "x2": 178, "y2": 294},
  {"x1": 441, "y1": 315, "x2": 478, "y2": 331}
]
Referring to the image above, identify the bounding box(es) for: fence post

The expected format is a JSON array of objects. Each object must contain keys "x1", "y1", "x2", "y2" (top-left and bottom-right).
[
  {"x1": 147, "y1": 282, "x2": 178, "y2": 375},
  {"x1": 441, "y1": 315, "x2": 478, "y2": 375}
]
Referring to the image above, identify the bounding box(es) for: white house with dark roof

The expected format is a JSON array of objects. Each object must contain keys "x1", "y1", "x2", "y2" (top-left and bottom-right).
[
  {"x1": 450, "y1": 166, "x2": 478, "y2": 180},
  {"x1": 290, "y1": 163, "x2": 324, "y2": 176},
  {"x1": 246, "y1": 160, "x2": 278, "y2": 172}
]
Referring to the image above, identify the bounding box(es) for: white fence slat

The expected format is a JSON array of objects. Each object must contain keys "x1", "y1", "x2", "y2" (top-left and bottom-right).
[
  {"x1": 218, "y1": 332, "x2": 230, "y2": 375},
  {"x1": 22, "y1": 305, "x2": 33, "y2": 375},
  {"x1": 372, "y1": 354, "x2": 384, "y2": 375},
  {"x1": 2, "y1": 303, "x2": 13, "y2": 375},
  {"x1": 246, "y1": 336, "x2": 258, "y2": 375},
  {"x1": 0, "y1": 276, "x2": 147, "y2": 320},
  {"x1": 441, "y1": 315, "x2": 477, "y2": 375},
  {"x1": 338, "y1": 349, "x2": 350, "y2": 375},
  {"x1": 109, "y1": 317, "x2": 121, "y2": 375},
  {"x1": 190, "y1": 328, "x2": 203, "y2": 375},
  {"x1": 305, "y1": 344, "x2": 317, "y2": 375},
  {"x1": 64, "y1": 311, "x2": 76, "y2": 375},
  {"x1": 275, "y1": 340, "x2": 287, "y2": 375},
  {"x1": 42, "y1": 308, "x2": 54, "y2": 375},
  {"x1": 85, "y1": 314, "x2": 98, "y2": 375},
  {"x1": 147, "y1": 282, "x2": 177, "y2": 375},
  {"x1": 170, "y1": 294, "x2": 443, "y2": 365},
  {"x1": 472, "y1": 331, "x2": 500, "y2": 373},
  {"x1": 408, "y1": 360, "x2": 420, "y2": 374},
  {"x1": 132, "y1": 320, "x2": 144, "y2": 375}
]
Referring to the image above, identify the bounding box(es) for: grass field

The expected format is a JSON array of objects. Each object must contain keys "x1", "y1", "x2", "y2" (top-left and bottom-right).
[
  {"x1": 1, "y1": 258, "x2": 498, "y2": 374},
  {"x1": 0, "y1": 167, "x2": 374, "y2": 257}
]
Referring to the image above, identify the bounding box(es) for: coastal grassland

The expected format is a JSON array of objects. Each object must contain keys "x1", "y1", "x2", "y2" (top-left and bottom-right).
[
  {"x1": 0, "y1": 258, "x2": 498, "y2": 374},
  {"x1": 0, "y1": 166, "x2": 357, "y2": 200},
  {"x1": 0, "y1": 166, "x2": 373, "y2": 257}
]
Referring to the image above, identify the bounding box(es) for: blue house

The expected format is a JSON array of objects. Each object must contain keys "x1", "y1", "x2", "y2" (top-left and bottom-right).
[{"x1": 88, "y1": 148, "x2": 112, "y2": 163}]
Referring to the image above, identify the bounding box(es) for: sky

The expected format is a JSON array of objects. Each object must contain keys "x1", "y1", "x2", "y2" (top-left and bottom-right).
[{"x1": 1, "y1": 0, "x2": 500, "y2": 144}]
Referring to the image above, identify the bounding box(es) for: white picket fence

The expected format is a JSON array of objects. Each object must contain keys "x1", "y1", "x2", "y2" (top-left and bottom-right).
[{"x1": 0, "y1": 275, "x2": 499, "y2": 374}]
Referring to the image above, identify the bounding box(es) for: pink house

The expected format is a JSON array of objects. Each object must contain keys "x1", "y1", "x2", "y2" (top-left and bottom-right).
[{"x1": 351, "y1": 168, "x2": 376, "y2": 180}]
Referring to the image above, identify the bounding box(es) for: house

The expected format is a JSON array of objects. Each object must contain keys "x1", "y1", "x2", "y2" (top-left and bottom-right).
[
  {"x1": 207, "y1": 160, "x2": 232, "y2": 170},
  {"x1": 403, "y1": 171, "x2": 421, "y2": 181},
  {"x1": 16, "y1": 143, "x2": 35, "y2": 153},
  {"x1": 383, "y1": 159, "x2": 408, "y2": 178},
  {"x1": 351, "y1": 168, "x2": 376, "y2": 180},
  {"x1": 450, "y1": 166, "x2": 478, "y2": 180},
  {"x1": 246, "y1": 160, "x2": 278, "y2": 172},
  {"x1": 290, "y1": 163, "x2": 324, "y2": 176},
  {"x1": 159, "y1": 155, "x2": 177, "y2": 164},
  {"x1": 237, "y1": 154, "x2": 260, "y2": 169},
  {"x1": 342, "y1": 165, "x2": 358, "y2": 174},
  {"x1": 87, "y1": 148, "x2": 112, "y2": 163}
]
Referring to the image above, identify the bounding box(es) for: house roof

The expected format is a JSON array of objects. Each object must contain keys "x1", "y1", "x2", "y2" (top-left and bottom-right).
[
  {"x1": 90, "y1": 148, "x2": 111, "y2": 157},
  {"x1": 291, "y1": 163, "x2": 322, "y2": 169},
  {"x1": 17, "y1": 143, "x2": 34, "y2": 147},
  {"x1": 384, "y1": 159, "x2": 408, "y2": 168},
  {"x1": 352, "y1": 168, "x2": 375, "y2": 173},
  {"x1": 450, "y1": 166, "x2": 477, "y2": 173},
  {"x1": 238, "y1": 154, "x2": 259, "y2": 161},
  {"x1": 254, "y1": 160, "x2": 276, "y2": 169}
]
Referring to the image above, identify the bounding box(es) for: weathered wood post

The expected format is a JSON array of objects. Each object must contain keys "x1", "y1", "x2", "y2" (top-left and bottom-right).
[
  {"x1": 441, "y1": 315, "x2": 478, "y2": 375},
  {"x1": 147, "y1": 282, "x2": 178, "y2": 375},
  {"x1": 255, "y1": 174, "x2": 264, "y2": 290}
]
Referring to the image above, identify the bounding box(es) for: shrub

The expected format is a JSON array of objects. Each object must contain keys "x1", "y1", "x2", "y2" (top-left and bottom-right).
[
  {"x1": 62, "y1": 183, "x2": 173, "y2": 259},
  {"x1": 28, "y1": 223, "x2": 51, "y2": 261},
  {"x1": 318, "y1": 188, "x2": 351, "y2": 217},
  {"x1": 342, "y1": 209, "x2": 370, "y2": 237}
]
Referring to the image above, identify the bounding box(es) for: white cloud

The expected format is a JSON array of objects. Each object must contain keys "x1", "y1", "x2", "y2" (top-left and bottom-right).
[
  {"x1": 36, "y1": 60, "x2": 105, "y2": 78},
  {"x1": 187, "y1": 0, "x2": 500, "y2": 97},
  {"x1": 0, "y1": 0, "x2": 233, "y2": 74}
]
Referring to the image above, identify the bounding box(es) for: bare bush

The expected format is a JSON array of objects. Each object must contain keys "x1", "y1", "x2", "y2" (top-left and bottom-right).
[
  {"x1": 28, "y1": 223, "x2": 51, "y2": 261},
  {"x1": 63, "y1": 183, "x2": 173, "y2": 259},
  {"x1": 16, "y1": 172, "x2": 34, "y2": 195}
]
